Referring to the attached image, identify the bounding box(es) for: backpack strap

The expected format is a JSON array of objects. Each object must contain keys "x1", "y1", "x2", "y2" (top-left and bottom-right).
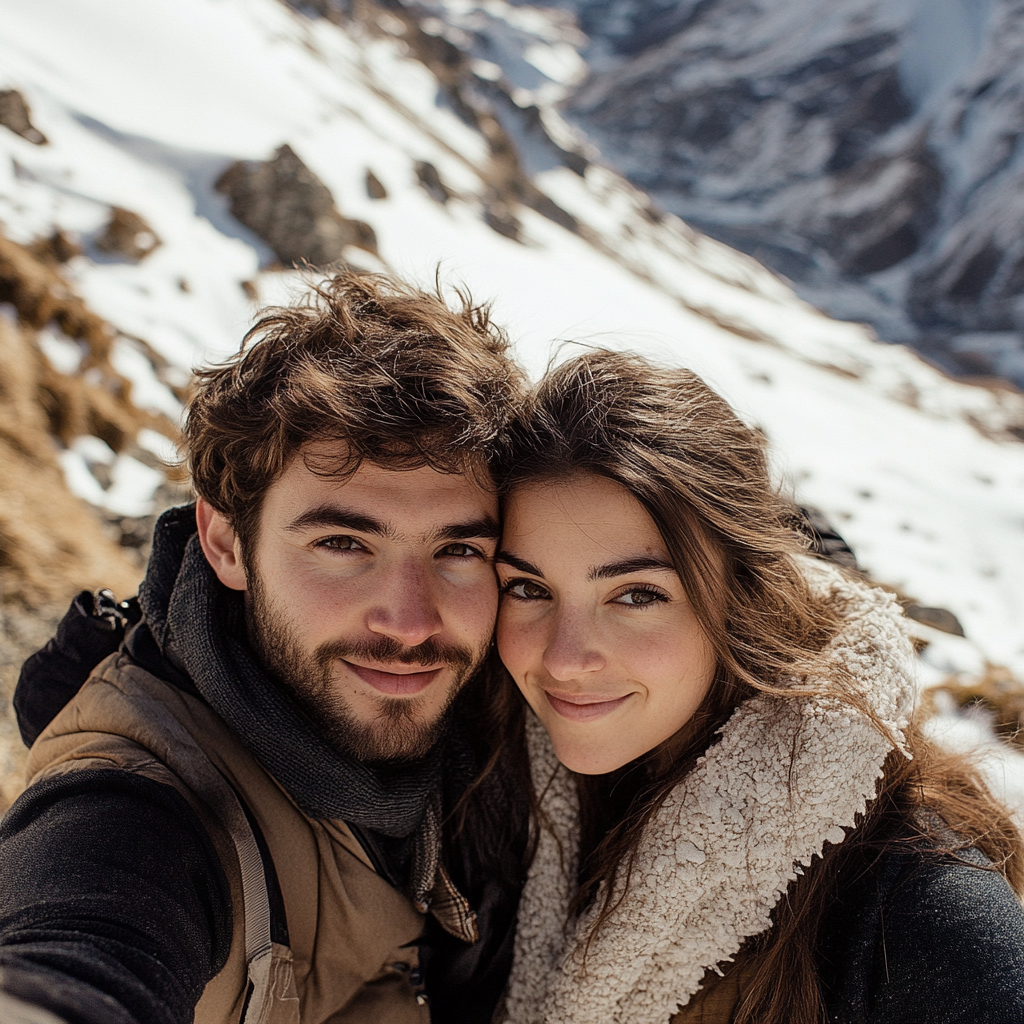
[{"x1": 106, "y1": 684, "x2": 295, "y2": 1022}]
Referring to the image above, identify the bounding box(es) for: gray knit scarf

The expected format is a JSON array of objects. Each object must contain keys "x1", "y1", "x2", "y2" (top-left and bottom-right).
[{"x1": 139, "y1": 505, "x2": 453, "y2": 850}]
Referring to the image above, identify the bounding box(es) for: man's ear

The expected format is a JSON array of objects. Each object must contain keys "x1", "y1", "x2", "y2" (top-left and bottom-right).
[{"x1": 195, "y1": 498, "x2": 248, "y2": 591}]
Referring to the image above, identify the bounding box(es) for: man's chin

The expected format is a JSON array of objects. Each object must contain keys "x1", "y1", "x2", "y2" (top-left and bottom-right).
[{"x1": 319, "y1": 698, "x2": 451, "y2": 764}]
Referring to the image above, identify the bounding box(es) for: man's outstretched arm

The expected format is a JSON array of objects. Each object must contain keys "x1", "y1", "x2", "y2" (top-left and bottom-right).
[{"x1": 0, "y1": 769, "x2": 233, "y2": 1024}]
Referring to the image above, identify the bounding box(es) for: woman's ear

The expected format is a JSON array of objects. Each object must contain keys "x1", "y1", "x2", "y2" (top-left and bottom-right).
[{"x1": 195, "y1": 498, "x2": 248, "y2": 591}]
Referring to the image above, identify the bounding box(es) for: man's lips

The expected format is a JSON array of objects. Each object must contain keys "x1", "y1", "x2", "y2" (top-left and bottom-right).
[
  {"x1": 343, "y1": 660, "x2": 443, "y2": 696},
  {"x1": 544, "y1": 690, "x2": 633, "y2": 722}
]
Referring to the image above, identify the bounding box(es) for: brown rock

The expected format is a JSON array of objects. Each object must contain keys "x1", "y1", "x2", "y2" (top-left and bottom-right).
[
  {"x1": 415, "y1": 161, "x2": 453, "y2": 204},
  {"x1": 483, "y1": 201, "x2": 521, "y2": 241},
  {"x1": 216, "y1": 144, "x2": 377, "y2": 266},
  {"x1": 0, "y1": 230, "x2": 112, "y2": 352},
  {"x1": 95, "y1": 207, "x2": 161, "y2": 262},
  {"x1": 28, "y1": 229, "x2": 82, "y2": 266},
  {"x1": 0, "y1": 89, "x2": 47, "y2": 145},
  {"x1": 904, "y1": 603, "x2": 966, "y2": 637},
  {"x1": 365, "y1": 169, "x2": 388, "y2": 199}
]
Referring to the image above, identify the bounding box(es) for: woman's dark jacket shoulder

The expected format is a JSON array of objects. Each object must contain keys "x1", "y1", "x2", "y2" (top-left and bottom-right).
[{"x1": 818, "y1": 826, "x2": 1024, "y2": 1024}]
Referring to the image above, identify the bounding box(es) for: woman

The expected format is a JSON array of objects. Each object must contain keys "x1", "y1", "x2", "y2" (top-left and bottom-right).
[{"x1": 491, "y1": 350, "x2": 1024, "y2": 1023}]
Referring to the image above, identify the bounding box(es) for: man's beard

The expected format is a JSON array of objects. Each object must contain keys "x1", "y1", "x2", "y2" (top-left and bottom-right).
[{"x1": 245, "y1": 570, "x2": 487, "y2": 764}]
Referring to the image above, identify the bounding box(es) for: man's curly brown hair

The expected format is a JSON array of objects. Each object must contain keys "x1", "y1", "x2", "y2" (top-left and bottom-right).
[{"x1": 185, "y1": 271, "x2": 525, "y2": 549}]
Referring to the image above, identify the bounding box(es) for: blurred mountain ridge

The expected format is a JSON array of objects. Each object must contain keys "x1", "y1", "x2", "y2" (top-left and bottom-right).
[{"x1": 507, "y1": 0, "x2": 1024, "y2": 387}]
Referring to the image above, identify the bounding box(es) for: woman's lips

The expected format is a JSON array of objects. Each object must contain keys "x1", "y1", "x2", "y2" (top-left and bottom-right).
[
  {"x1": 544, "y1": 690, "x2": 633, "y2": 722},
  {"x1": 344, "y1": 661, "x2": 442, "y2": 696}
]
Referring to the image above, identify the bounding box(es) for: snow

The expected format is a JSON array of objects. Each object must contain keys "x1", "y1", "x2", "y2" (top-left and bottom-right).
[
  {"x1": 2, "y1": 0, "x2": 1024, "y2": 793},
  {"x1": 110, "y1": 339, "x2": 182, "y2": 420},
  {"x1": 136, "y1": 427, "x2": 180, "y2": 466},
  {"x1": 925, "y1": 689, "x2": 1024, "y2": 825},
  {"x1": 899, "y1": 0, "x2": 994, "y2": 108},
  {"x1": 36, "y1": 327, "x2": 84, "y2": 375},
  {"x1": 59, "y1": 435, "x2": 165, "y2": 517}
]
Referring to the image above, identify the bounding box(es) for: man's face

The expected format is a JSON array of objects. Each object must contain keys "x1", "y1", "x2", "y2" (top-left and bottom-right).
[{"x1": 205, "y1": 445, "x2": 500, "y2": 763}]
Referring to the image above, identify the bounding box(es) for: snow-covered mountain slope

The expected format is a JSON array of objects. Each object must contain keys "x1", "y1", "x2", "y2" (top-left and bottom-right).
[
  {"x1": 528, "y1": 0, "x2": 1024, "y2": 388},
  {"x1": 1, "y1": 0, "x2": 1024, "y2": 691}
]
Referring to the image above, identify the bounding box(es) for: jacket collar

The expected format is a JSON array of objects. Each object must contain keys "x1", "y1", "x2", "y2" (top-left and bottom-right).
[{"x1": 505, "y1": 560, "x2": 916, "y2": 1024}]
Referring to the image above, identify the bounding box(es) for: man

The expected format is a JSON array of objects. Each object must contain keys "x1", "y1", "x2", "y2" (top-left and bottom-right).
[{"x1": 0, "y1": 273, "x2": 530, "y2": 1024}]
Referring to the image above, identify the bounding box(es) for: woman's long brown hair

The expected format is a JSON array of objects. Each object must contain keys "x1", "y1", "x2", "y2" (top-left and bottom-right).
[{"x1": 493, "y1": 349, "x2": 1024, "y2": 1024}]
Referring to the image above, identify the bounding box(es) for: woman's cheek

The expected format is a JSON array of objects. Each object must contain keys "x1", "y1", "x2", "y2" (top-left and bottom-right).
[{"x1": 496, "y1": 608, "x2": 539, "y2": 689}]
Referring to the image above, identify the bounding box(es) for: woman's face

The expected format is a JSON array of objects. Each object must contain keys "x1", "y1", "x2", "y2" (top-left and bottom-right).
[{"x1": 496, "y1": 473, "x2": 716, "y2": 775}]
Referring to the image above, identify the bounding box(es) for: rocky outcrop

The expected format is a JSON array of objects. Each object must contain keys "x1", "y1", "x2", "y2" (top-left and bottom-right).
[
  {"x1": 415, "y1": 160, "x2": 452, "y2": 204},
  {"x1": 28, "y1": 229, "x2": 82, "y2": 266},
  {"x1": 95, "y1": 207, "x2": 161, "y2": 262},
  {"x1": 342, "y1": 1, "x2": 583, "y2": 243},
  {"x1": 365, "y1": 169, "x2": 388, "y2": 199},
  {"x1": 0, "y1": 89, "x2": 47, "y2": 145},
  {"x1": 215, "y1": 143, "x2": 377, "y2": 267}
]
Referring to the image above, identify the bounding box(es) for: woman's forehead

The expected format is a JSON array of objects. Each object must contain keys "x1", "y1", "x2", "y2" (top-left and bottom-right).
[{"x1": 502, "y1": 474, "x2": 668, "y2": 564}]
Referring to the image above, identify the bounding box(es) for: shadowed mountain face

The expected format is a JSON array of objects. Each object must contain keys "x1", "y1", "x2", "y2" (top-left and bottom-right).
[{"x1": 549, "y1": 0, "x2": 1024, "y2": 387}]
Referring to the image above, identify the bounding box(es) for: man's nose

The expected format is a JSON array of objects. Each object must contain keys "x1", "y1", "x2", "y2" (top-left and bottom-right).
[
  {"x1": 542, "y1": 608, "x2": 605, "y2": 681},
  {"x1": 365, "y1": 558, "x2": 443, "y2": 648}
]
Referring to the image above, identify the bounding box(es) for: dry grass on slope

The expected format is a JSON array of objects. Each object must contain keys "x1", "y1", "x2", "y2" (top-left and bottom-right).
[{"x1": 0, "y1": 229, "x2": 184, "y2": 808}]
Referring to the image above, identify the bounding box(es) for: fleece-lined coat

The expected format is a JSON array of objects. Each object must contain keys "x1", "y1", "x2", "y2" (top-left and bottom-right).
[{"x1": 502, "y1": 562, "x2": 1023, "y2": 1024}]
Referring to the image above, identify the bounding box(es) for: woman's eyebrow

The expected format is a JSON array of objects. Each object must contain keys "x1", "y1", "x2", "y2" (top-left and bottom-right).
[
  {"x1": 589, "y1": 556, "x2": 676, "y2": 581},
  {"x1": 495, "y1": 552, "x2": 544, "y2": 577}
]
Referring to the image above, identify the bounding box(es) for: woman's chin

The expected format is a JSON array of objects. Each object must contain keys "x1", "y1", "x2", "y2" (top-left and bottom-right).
[{"x1": 550, "y1": 735, "x2": 633, "y2": 775}]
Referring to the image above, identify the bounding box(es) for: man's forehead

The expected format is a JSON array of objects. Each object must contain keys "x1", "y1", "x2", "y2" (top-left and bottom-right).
[
  {"x1": 298, "y1": 442, "x2": 493, "y2": 486},
  {"x1": 340, "y1": 461, "x2": 495, "y2": 505}
]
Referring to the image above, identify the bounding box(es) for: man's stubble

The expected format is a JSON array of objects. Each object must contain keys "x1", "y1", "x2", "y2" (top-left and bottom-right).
[{"x1": 245, "y1": 565, "x2": 488, "y2": 764}]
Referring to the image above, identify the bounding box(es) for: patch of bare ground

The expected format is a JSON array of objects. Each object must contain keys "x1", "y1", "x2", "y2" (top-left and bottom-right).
[
  {"x1": 0, "y1": 602, "x2": 64, "y2": 809},
  {"x1": 926, "y1": 665, "x2": 1024, "y2": 750},
  {"x1": 0, "y1": 228, "x2": 184, "y2": 809}
]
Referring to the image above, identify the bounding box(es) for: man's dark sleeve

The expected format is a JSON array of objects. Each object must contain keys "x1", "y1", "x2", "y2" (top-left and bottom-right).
[
  {"x1": 0, "y1": 769, "x2": 233, "y2": 1024},
  {"x1": 822, "y1": 847, "x2": 1024, "y2": 1023}
]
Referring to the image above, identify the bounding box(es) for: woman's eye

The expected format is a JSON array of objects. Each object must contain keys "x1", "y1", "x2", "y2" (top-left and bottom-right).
[
  {"x1": 614, "y1": 587, "x2": 666, "y2": 607},
  {"x1": 316, "y1": 535, "x2": 365, "y2": 552},
  {"x1": 439, "y1": 543, "x2": 481, "y2": 559},
  {"x1": 501, "y1": 579, "x2": 551, "y2": 601}
]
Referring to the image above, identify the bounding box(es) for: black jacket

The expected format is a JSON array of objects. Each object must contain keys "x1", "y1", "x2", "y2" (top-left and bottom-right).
[{"x1": 819, "y1": 835, "x2": 1024, "y2": 1023}]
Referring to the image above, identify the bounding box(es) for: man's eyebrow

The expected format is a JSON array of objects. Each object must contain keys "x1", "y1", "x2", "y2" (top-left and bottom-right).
[
  {"x1": 431, "y1": 517, "x2": 501, "y2": 543},
  {"x1": 589, "y1": 556, "x2": 677, "y2": 581},
  {"x1": 495, "y1": 552, "x2": 545, "y2": 577},
  {"x1": 285, "y1": 504, "x2": 396, "y2": 538}
]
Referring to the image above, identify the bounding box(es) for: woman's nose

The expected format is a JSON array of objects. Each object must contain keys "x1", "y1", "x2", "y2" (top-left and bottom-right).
[{"x1": 542, "y1": 611, "x2": 605, "y2": 681}]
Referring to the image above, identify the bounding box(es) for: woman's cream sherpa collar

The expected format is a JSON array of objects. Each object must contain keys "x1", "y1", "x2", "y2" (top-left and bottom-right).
[{"x1": 504, "y1": 560, "x2": 916, "y2": 1024}]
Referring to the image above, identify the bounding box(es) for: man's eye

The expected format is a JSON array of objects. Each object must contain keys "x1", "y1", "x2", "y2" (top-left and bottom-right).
[
  {"x1": 439, "y1": 543, "x2": 482, "y2": 559},
  {"x1": 316, "y1": 535, "x2": 365, "y2": 552},
  {"x1": 613, "y1": 587, "x2": 666, "y2": 607},
  {"x1": 501, "y1": 579, "x2": 551, "y2": 601}
]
